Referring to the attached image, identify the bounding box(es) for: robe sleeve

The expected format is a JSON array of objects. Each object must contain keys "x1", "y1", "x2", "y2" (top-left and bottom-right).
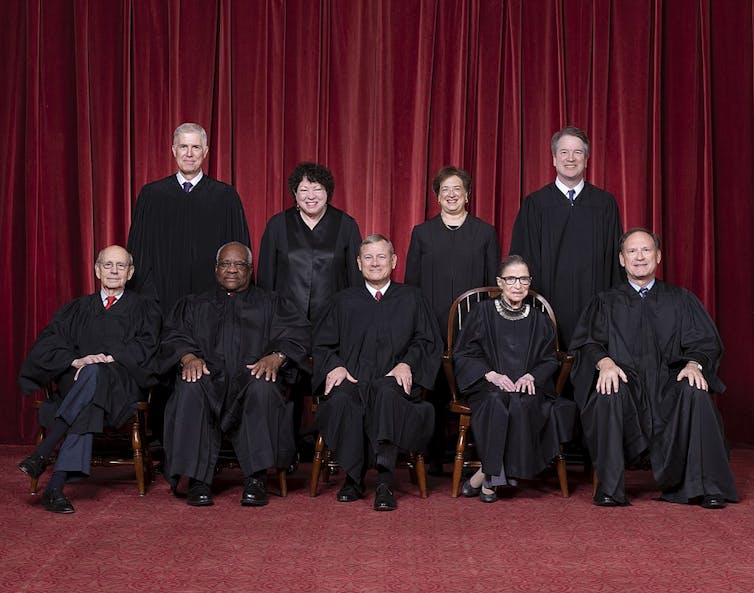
[
  {"x1": 311, "y1": 300, "x2": 347, "y2": 391},
  {"x1": 568, "y1": 295, "x2": 611, "y2": 408},
  {"x1": 403, "y1": 225, "x2": 422, "y2": 286},
  {"x1": 509, "y1": 196, "x2": 543, "y2": 284},
  {"x1": 265, "y1": 293, "x2": 311, "y2": 370},
  {"x1": 399, "y1": 291, "x2": 442, "y2": 389},
  {"x1": 483, "y1": 224, "x2": 502, "y2": 285},
  {"x1": 106, "y1": 298, "x2": 162, "y2": 388},
  {"x1": 157, "y1": 296, "x2": 205, "y2": 374},
  {"x1": 526, "y1": 310, "x2": 560, "y2": 386},
  {"x1": 676, "y1": 290, "x2": 725, "y2": 393},
  {"x1": 18, "y1": 300, "x2": 83, "y2": 394},
  {"x1": 126, "y1": 185, "x2": 159, "y2": 300},
  {"x1": 256, "y1": 215, "x2": 280, "y2": 291},
  {"x1": 343, "y1": 216, "x2": 363, "y2": 287},
  {"x1": 452, "y1": 306, "x2": 492, "y2": 391}
]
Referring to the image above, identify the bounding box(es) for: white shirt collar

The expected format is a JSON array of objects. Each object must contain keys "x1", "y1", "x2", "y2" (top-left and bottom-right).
[
  {"x1": 100, "y1": 289, "x2": 124, "y2": 304},
  {"x1": 177, "y1": 171, "x2": 204, "y2": 188},
  {"x1": 628, "y1": 279, "x2": 656, "y2": 293},
  {"x1": 366, "y1": 280, "x2": 391, "y2": 299},
  {"x1": 555, "y1": 178, "x2": 585, "y2": 199}
]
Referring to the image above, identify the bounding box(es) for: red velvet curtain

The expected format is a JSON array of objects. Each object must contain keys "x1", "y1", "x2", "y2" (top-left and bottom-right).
[{"x1": 2, "y1": 0, "x2": 752, "y2": 445}]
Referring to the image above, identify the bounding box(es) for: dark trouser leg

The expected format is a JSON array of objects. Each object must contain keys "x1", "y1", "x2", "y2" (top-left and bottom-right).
[
  {"x1": 163, "y1": 379, "x2": 221, "y2": 487},
  {"x1": 317, "y1": 381, "x2": 365, "y2": 483},
  {"x1": 229, "y1": 378, "x2": 293, "y2": 477},
  {"x1": 581, "y1": 384, "x2": 647, "y2": 504}
]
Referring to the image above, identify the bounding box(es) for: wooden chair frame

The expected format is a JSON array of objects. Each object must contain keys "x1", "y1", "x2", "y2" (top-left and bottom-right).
[
  {"x1": 309, "y1": 400, "x2": 429, "y2": 498},
  {"x1": 442, "y1": 287, "x2": 573, "y2": 498},
  {"x1": 30, "y1": 387, "x2": 154, "y2": 496}
]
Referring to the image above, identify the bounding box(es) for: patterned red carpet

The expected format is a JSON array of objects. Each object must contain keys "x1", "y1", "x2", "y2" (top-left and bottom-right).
[{"x1": 2, "y1": 445, "x2": 753, "y2": 593}]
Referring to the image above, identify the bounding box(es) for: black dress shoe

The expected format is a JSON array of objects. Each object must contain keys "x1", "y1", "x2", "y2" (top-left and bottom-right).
[
  {"x1": 187, "y1": 481, "x2": 214, "y2": 506},
  {"x1": 337, "y1": 479, "x2": 364, "y2": 502},
  {"x1": 241, "y1": 476, "x2": 268, "y2": 507},
  {"x1": 461, "y1": 479, "x2": 482, "y2": 498},
  {"x1": 374, "y1": 482, "x2": 397, "y2": 511},
  {"x1": 701, "y1": 494, "x2": 726, "y2": 509},
  {"x1": 18, "y1": 454, "x2": 48, "y2": 479},
  {"x1": 593, "y1": 492, "x2": 623, "y2": 507},
  {"x1": 41, "y1": 488, "x2": 74, "y2": 514},
  {"x1": 479, "y1": 488, "x2": 498, "y2": 503}
]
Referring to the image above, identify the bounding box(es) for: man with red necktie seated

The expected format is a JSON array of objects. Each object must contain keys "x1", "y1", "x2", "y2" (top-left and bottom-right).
[
  {"x1": 313, "y1": 234, "x2": 442, "y2": 511},
  {"x1": 18, "y1": 245, "x2": 162, "y2": 513}
]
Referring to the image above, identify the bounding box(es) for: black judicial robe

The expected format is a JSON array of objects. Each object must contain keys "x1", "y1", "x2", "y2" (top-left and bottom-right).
[
  {"x1": 313, "y1": 283, "x2": 442, "y2": 475},
  {"x1": 509, "y1": 182, "x2": 623, "y2": 348},
  {"x1": 405, "y1": 214, "x2": 500, "y2": 340},
  {"x1": 127, "y1": 175, "x2": 250, "y2": 315},
  {"x1": 454, "y1": 301, "x2": 576, "y2": 479},
  {"x1": 313, "y1": 283, "x2": 441, "y2": 392},
  {"x1": 159, "y1": 285, "x2": 311, "y2": 426},
  {"x1": 18, "y1": 291, "x2": 162, "y2": 433},
  {"x1": 256, "y1": 206, "x2": 362, "y2": 324},
  {"x1": 570, "y1": 281, "x2": 737, "y2": 503}
]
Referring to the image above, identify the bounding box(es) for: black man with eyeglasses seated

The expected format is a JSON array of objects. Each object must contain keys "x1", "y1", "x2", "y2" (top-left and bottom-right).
[
  {"x1": 159, "y1": 242, "x2": 310, "y2": 507},
  {"x1": 18, "y1": 245, "x2": 162, "y2": 513},
  {"x1": 570, "y1": 228, "x2": 737, "y2": 509},
  {"x1": 453, "y1": 255, "x2": 577, "y2": 503}
]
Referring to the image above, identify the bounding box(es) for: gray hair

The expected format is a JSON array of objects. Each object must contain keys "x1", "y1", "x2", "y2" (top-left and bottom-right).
[
  {"x1": 360, "y1": 234, "x2": 394, "y2": 256},
  {"x1": 216, "y1": 241, "x2": 253, "y2": 263},
  {"x1": 173, "y1": 123, "x2": 207, "y2": 147}
]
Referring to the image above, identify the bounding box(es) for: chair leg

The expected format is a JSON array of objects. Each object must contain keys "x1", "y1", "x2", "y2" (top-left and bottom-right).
[
  {"x1": 451, "y1": 414, "x2": 470, "y2": 497},
  {"x1": 556, "y1": 447, "x2": 569, "y2": 497},
  {"x1": 592, "y1": 468, "x2": 598, "y2": 497},
  {"x1": 414, "y1": 452, "x2": 428, "y2": 498},
  {"x1": 277, "y1": 468, "x2": 288, "y2": 497},
  {"x1": 309, "y1": 432, "x2": 326, "y2": 497},
  {"x1": 131, "y1": 415, "x2": 146, "y2": 496},
  {"x1": 30, "y1": 426, "x2": 46, "y2": 495}
]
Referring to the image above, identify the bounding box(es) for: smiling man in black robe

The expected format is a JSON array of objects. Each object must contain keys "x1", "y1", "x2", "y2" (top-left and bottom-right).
[
  {"x1": 160, "y1": 242, "x2": 310, "y2": 507},
  {"x1": 510, "y1": 126, "x2": 623, "y2": 349},
  {"x1": 127, "y1": 122, "x2": 250, "y2": 316},
  {"x1": 17, "y1": 245, "x2": 161, "y2": 513},
  {"x1": 570, "y1": 228, "x2": 737, "y2": 508},
  {"x1": 313, "y1": 234, "x2": 442, "y2": 511}
]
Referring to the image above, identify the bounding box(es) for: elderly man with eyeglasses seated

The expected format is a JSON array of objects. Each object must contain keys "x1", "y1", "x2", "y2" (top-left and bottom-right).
[
  {"x1": 570, "y1": 228, "x2": 738, "y2": 509},
  {"x1": 18, "y1": 245, "x2": 162, "y2": 513},
  {"x1": 158, "y1": 242, "x2": 310, "y2": 507}
]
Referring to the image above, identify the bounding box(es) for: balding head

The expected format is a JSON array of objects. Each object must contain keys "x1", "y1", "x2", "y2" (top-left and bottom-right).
[{"x1": 95, "y1": 245, "x2": 134, "y2": 294}]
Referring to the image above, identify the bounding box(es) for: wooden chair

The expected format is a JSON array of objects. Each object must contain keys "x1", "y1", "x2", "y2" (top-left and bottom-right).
[
  {"x1": 309, "y1": 399, "x2": 429, "y2": 499},
  {"x1": 29, "y1": 386, "x2": 154, "y2": 496},
  {"x1": 443, "y1": 287, "x2": 573, "y2": 498}
]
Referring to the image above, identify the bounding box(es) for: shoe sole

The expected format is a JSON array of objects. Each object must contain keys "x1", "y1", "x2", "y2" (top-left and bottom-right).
[{"x1": 241, "y1": 499, "x2": 269, "y2": 507}]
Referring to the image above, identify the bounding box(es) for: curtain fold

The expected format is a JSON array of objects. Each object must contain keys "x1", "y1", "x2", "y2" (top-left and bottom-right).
[{"x1": 2, "y1": 0, "x2": 752, "y2": 444}]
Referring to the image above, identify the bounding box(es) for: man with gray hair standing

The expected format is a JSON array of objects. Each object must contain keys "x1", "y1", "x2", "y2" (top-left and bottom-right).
[{"x1": 127, "y1": 122, "x2": 250, "y2": 316}]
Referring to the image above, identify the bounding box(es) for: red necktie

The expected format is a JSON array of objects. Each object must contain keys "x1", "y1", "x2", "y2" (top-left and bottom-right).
[
  {"x1": 105, "y1": 296, "x2": 117, "y2": 310},
  {"x1": 375, "y1": 291, "x2": 382, "y2": 302}
]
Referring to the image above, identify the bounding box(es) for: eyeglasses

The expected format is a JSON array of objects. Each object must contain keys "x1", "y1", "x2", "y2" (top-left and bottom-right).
[
  {"x1": 499, "y1": 276, "x2": 532, "y2": 286},
  {"x1": 217, "y1": 260, "x2": 251, "y2": 270},
  {"x1": 98, "y1": 261, "x2": 131, "y2": 271}
]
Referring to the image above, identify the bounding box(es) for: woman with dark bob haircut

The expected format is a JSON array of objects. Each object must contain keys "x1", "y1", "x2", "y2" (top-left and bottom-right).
[{"x1": 404, "y1": 165, "x2": 501, "y2": 473}]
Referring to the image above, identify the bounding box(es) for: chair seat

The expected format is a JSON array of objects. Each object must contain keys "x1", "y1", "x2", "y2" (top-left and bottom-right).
[{"x1": 30, "y1": 397, "x2": 153, "y2": 496}]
